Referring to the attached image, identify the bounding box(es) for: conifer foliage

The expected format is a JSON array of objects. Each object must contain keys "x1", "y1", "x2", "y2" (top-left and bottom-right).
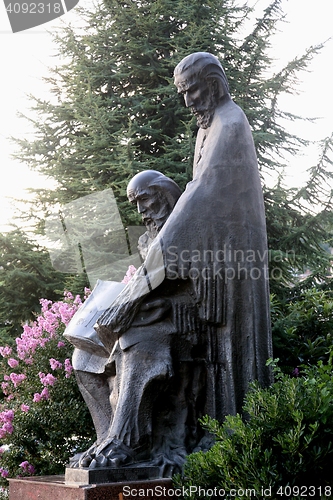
[
  {"x1": 12, "y1": 0, "x2": 333, "y2": 297},
  {"x1": 0, "y1": 230, "x2": 65, "y2": 340},
  {"x1": 0, "y1": 0, "x2": 332, "y2": 488}
]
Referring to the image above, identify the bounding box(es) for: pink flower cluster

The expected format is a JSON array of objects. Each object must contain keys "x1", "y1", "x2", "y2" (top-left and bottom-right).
[
  {"x1": 0, "y1": 294, "x2": 80, "y2": 414},
  {"x1": 121, "y1": 265, "x2": 137, "y2": 284},
  {"x1": 0, "y1": 409, "x2": 14, "y2": 438},
  {"x1": 38, "y1": 372, "x2": 57, "y2": 386},
  {"x1": 8, "y1": 358, "x2": 19, "y2": 369},
  {"x1": 0, "y1": 290, "x2": 86, "y2": 480},
  {"x1": 49, "y1": 358, "x2": 62, "y2": 370},
  {"x1": 0, "y1": 347, "x2": 12, "y2": 358},
  {"x1": 64, "y1": 359, "x2": 73, "y2": 378},
  {"x1": 33, "y1": 371, "x2": 58, "y2": 402},
  {"x1": 10, "y1": 373, "x2": 26, "y2": 388},
  {"x1": 1, "y1": 373, "x2": 26, "y2": 396},
  {"x1": 1, "y1": 374, "x2": 27, "y2": 395},
  {"x1": 14, "y1": 292, "x2": 81, "y2": 363},
  {"x1": 0, "y1": 467, "x2": 9, "y2": 478},
  {"x1": 0, "y1": 382, "x2": 8, "y2": 396},
  {"x1": 49, "y1": 356, "x2": 73, "y2": 379},
  {"x1": 0, "y1": 448, "x2": 8, "y2": 478},
  {"x1": 19, "y1": 461, "x2": 35, "y2": 475},
  {"x1": 33, "y1": 387, "x2": 50, "y2": 403},
  {"x1": 49, "y1": 356, "x2": 73, "y2": 378}
]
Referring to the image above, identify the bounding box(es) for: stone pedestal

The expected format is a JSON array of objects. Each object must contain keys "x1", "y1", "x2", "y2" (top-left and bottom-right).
[
  {"x1": 9, "y1": 475, "x2": 174, "y2": 500},
  {"x1": 65, "y1": 465, "x2": 161, "y2": 485}
]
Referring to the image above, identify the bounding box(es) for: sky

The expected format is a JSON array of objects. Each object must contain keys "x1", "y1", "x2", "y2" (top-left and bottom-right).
[{"x1": 0, "y1": 0, "x2": 332, "y2": 233}]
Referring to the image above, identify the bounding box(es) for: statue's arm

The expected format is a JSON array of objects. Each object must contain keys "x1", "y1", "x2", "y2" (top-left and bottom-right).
[{"x1": 95, "y1": 237, "x2": 166, "y2": 340}]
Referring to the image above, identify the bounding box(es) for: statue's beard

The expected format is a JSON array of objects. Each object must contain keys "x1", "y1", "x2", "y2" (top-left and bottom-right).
[
  {"x1": 143, "y1": 212, "x2": 169, "y2": 239},
  {"x1": 191, "y1": 93, "x2": 218, "y2": 129},
  {"x1": 145, "y1": 220, "x2": 159, "y2": 239},
  {"x1": 194, "y1": 109, "x2": 215, "y2": 129}
]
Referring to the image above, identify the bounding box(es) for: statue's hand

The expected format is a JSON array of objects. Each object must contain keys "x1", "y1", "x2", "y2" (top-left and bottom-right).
[{"x1": 95, "y1": 323, "x2": 118, "y2": 354}]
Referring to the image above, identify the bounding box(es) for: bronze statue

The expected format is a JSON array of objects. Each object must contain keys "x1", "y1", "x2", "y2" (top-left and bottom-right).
[
  {"x1": 69, "y1": 170, "x2": 183, "y2": 472},
  {"x1": 73, "y1": 52, "x2": 273, "y2": 476}
]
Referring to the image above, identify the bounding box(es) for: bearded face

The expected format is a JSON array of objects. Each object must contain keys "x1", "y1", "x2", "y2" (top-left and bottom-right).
[
  {"x1": 128, "y1": 187, "x2": 172, "y2": 239},
  {"x1": 174, "y1": 72, "x2": 219, "y2": 129},
  {"x1": 190, "y1": 88, "x2": 218, "y2": 129}
]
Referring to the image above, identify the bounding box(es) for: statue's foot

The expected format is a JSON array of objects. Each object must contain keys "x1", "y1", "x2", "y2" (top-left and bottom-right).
[
  {"x1": 70, "y1": 438, "x2": 135, "y2": 469},
  {"x1": 97, "y1": 438, "x2": 134, "y2": 468},
  {"x1": 68, "y1": 442, "x2": 99, "y2": 468},
  {"x1": 150, "y1": 447, "x2": 187, "y2": 477}
]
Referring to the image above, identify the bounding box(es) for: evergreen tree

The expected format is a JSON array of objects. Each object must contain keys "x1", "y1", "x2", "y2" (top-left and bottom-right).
[
  {"x1": 0, "y1": 229, "x2": 66, "y2": 341},
  {"x1": 12, "y1": 0, "x2": 333, "y2": 298}
]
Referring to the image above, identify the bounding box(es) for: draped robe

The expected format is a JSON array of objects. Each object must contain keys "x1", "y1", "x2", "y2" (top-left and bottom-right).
[{"x1": 97, "y1": 94, "x2": 273, "y2": 424}]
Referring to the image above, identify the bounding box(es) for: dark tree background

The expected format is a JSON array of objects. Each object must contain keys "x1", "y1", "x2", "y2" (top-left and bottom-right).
[{"x1": 1, "y1": 0, "x2": 332, "y2": 347}]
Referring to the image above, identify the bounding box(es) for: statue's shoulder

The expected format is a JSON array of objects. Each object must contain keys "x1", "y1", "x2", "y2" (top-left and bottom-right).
[
  {"x1": 216, "y1": 98, "x2": 246, "y2": 123},
  {"x1": 214, "y1": 98, "x2": 250, "y2": 137}
]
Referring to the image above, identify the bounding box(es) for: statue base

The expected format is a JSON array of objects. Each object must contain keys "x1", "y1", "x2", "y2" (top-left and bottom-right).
[
  {"x1": 9, "y1": 475, "x2": 173, "y2": 500},
  {"x1": 65, "y1": 465, "x2": 161, "y2": 484}
]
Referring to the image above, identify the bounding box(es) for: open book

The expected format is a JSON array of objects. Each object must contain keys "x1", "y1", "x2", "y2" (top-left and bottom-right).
[{"x1": 63, "y1": 280, "x2": 125, "y2": 357}]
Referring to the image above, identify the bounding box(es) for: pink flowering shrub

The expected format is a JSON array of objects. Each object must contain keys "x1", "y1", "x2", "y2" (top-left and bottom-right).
[
  {"x1": 19, "y1": 461, "x2": 36, "y2": 475},
  {"x1": 121, "y1": 264, "x2": 137, "y2": 284},
  {"x1": 0, "y1": 289, "x2": 95, "y2": 486}
]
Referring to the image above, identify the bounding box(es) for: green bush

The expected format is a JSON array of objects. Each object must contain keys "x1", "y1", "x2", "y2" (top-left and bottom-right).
[
  {"x1": 272, "y1": 288, "x2": 333, "y2": 372},
  {"x1": 175, "y1": 358, "x2": 333, "y2": 499},
  {"x1": 0, "y1": 291, "x2": 95, "y2": 488}
]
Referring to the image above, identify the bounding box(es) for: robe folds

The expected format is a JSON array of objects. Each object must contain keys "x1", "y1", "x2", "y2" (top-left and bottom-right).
[{"x1": 97, "y1": 94, "x2": 273, "y2": 422}]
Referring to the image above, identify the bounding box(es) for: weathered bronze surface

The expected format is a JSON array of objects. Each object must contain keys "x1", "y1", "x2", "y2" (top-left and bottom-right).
[{"x1": 69, "y1": 52, "x2": 273, "y2": 478}]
